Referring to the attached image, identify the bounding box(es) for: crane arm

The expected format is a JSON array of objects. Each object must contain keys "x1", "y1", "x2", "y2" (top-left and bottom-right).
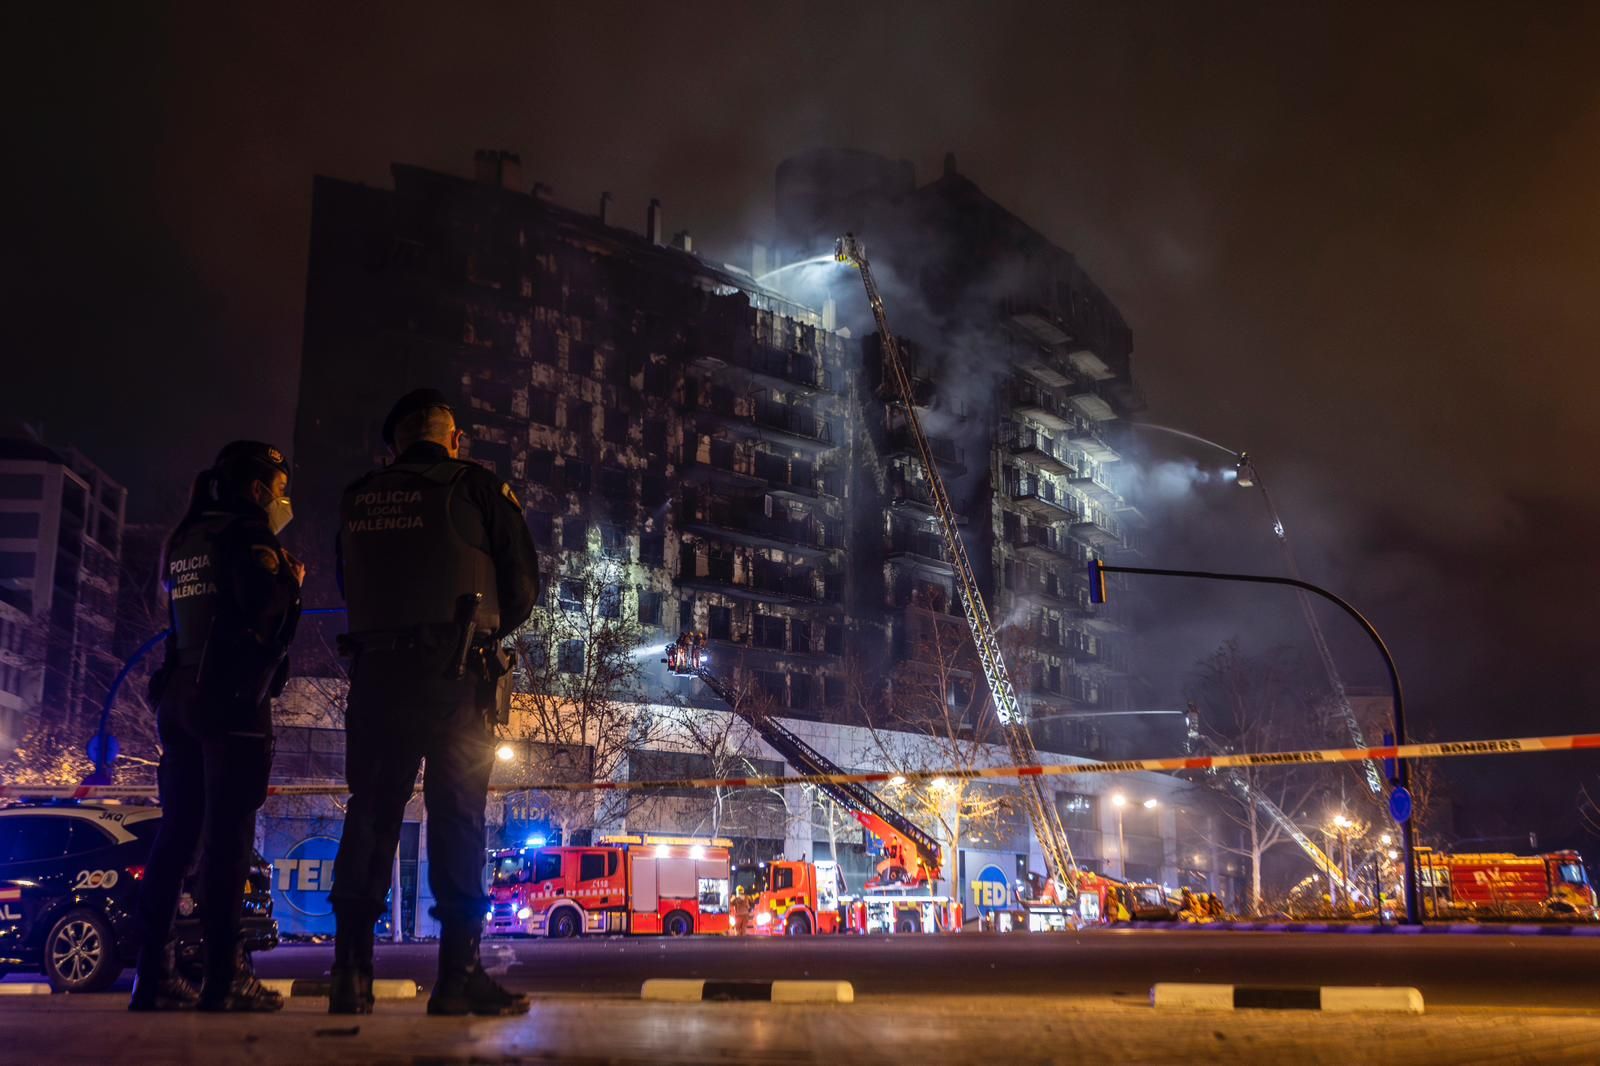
[
  {"x1": 666, "y1": 635, "x2": 944, "y2": 886},
  {"x1": 834, "y1": 234, "x2": 1081, "y2": 892}
]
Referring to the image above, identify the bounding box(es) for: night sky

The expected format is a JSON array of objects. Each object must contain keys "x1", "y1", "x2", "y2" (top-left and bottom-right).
[{"x1": 9, "y1": 3, "x2": 1599, "y2": 846}]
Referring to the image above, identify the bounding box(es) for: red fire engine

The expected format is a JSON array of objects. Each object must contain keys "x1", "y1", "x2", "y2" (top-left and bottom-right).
[
  {"x1": 1418, "y1": 847, "x2": 1596, "y2": 920},
  {"x1": 486, "y1": 835, "x2": 732, "y2": 937}
]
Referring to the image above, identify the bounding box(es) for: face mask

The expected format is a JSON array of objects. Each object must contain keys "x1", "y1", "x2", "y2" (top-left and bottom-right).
[{"x1": 265, "y1": 496, "x2": 294, "y2": 535}]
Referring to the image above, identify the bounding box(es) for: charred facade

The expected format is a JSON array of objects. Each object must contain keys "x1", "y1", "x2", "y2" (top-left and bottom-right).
[
  {"x1": 293, "y1": 153, "x2": 852, "y2": 714},
  {"x1": 777, "y1": 148, "x2": 1158, "y2": 759}
]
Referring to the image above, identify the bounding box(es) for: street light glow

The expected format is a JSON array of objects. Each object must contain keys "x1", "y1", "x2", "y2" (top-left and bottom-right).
[
  {"x1": 888, "y1": 775, "x2": 907, "y2": 786},
  {"x1": 1111, "y1": 794, "x2": 1127, "y2": 808},
  {"x1": 1143, "y1": 798, "x2": 1159, "y2": 810},
  {"x1": 495, "y1": 743, "x2": 515, "y2": 762}
]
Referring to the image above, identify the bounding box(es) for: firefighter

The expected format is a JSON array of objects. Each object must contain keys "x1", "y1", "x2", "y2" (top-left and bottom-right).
[
  {"x1": 730, "y1": 885, "x2": 752, "y2": 936},
  {"x1": 131, "y1": 442, "x2": 303, "y2": 1012},
  {"x1": 329, "y1": 390, "x2": 539, "y2": 1017}
]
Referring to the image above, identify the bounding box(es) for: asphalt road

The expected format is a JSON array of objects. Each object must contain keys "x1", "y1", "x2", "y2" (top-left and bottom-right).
[{"x1": 252, "y1": 929, "x2": 1600, "y2": 1009}]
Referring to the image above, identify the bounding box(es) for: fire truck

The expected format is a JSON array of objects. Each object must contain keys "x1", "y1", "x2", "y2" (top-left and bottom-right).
[
  {"x1": 1417, "y1": 847, "x2": 1597, "y2": 921},
  {"x1": 666, "y1": 635, "x2": 959, "y2": 935},
  {"x1": 486, "y1": 835, "x2": 732, "y2": 937}
]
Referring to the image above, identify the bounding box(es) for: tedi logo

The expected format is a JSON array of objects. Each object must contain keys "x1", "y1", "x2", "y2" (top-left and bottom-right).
[{"x1": 275, "y1": 836, "x2": 340, "y2": 917}]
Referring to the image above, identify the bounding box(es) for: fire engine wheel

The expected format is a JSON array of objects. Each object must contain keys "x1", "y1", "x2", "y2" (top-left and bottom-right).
[
  {"x1": 547, "y1": 908, "x2": 582, "y2": 939},
  {"x1": 662, "y1": 911, "x2": 694, "y2": 937},
  {"x1": 785, "y1": 913, "x2": 812, "y2": 937},
  {"x1": 895, "y1": 915, "x2": 919, "y2": 934}
]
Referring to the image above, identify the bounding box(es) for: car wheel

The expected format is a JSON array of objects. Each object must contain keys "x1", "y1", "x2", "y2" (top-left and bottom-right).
[
  {"x1": 44, "y1": 909, "x2": 120, "y2": 993},
  {"x1": 548, "y1": 908, "x2": 581, "y2": 939},
  {"x1": 663, "y1": 911, "x2": 693, "y2": 937},
  {"x1": 785, "y1": 913, "x2": 812, "y2": 937}
]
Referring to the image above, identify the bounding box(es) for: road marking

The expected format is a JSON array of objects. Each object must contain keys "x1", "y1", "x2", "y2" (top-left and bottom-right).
[
  {"x1": 642, "y1": 979, "x2": 854, "y2": 1004},
  {"x1": 1152, "y1": 983, "x2": 1422, "y2": 1014}
]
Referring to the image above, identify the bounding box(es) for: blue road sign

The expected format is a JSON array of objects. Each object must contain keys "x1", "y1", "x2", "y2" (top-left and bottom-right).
[
  {"x1": 85, "y1": 733, "x2": 119, "y2": 766},
  {"x1": 1389, "y1": 786, "x2": 1413, "y2": 824}
]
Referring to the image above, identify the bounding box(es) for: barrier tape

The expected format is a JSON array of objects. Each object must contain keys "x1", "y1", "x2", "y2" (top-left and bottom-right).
[{"x1": 3, "y1": 731, "x2": 1598, "y2": 801}]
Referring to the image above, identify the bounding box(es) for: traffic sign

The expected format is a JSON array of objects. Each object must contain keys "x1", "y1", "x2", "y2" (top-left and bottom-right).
[
  {"x1": 1389, "y1": 786, "x2": 1413, "y2": 824},
  {"x1": 86, "y1": 733, "x2": 119, "y2": 767},
  {"x1": 1088, "y1": 560, "x2": 1108, "y2": 604}
]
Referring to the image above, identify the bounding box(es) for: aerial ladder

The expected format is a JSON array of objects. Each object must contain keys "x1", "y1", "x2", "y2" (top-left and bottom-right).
[
  {"x1": 665, "y1": 633, "x2": 944, "y2": 889},
  {"x1": 834, "y1": 234, "x2": 1082, "y2": 901}
]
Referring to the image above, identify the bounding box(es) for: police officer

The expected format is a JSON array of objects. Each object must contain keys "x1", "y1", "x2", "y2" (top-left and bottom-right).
[
  {"x1": 330, "y1": 389, "x2": 539, "y2": 1016},
  {"x1": 130, "y1": 442, "x2": 303, "y2": 1012}
]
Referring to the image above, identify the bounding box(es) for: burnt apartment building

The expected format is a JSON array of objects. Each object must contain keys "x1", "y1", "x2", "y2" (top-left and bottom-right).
[
  {"x1": 774, "y1": 149, "x2": 1155, "y2": 758},
  {"x1": 292, "y1": 152, "x2": 853, "y2": 714}
]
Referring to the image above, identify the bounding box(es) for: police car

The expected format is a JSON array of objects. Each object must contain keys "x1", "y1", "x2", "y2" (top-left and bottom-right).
[{"x1": 0, "y1": 802, "x2": 278, "y2": 992}]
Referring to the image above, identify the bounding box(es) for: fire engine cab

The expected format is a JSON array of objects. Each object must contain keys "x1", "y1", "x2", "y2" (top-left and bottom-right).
[
  {"x1": 733, "y1": 859, "x2": 959, "y2": 936},
  {"x1": 487, "y1": 835, "x2": 732, "y2": 937}
]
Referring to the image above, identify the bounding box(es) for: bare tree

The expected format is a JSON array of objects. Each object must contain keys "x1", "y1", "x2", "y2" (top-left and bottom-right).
[
  {"x1": 507, "y1": 557, "x2": 661, "y2": 843},
  {"x1": 851, "y1": 607, "x2": 1010, "y2": 898},
  {"x1": 1189, "y1": 639, "x2": 1320, "y2": 915}
]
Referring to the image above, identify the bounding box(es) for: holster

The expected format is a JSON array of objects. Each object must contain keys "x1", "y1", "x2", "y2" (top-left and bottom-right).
[{"x1": 476, "y1": 644, "x2": 517, "y2": 725}]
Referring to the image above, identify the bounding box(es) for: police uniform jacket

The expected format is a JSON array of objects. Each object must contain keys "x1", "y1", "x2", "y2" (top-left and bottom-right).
[
  {"x1": 337, "y1": 441, "x2": 539, "y2": 710},
  {"x1": 162, "y1": 498, "x2": 303, "y2": 734}
]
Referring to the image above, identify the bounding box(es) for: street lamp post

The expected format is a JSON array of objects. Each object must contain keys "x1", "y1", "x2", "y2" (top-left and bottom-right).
[
  {"x1": 1112, "y1": 794, "x2": 1128, "y2": 879},
  {"x1": 1090, "y1": 559, "x2": 1422, "y2": 924}
]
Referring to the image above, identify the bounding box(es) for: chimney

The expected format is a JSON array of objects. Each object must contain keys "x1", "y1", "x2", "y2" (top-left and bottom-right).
[
  {"x1": 599, "y1": 191, "x2": 613, "y2": 225},
  {"x1": 671, "y1": 230, "x2": 693, "y2": 253},
  {"x1": 646, "y1": 198, "x2": 663, "y2": 246},
  {"x1": 822, "y1": 297, "x2": 837, "y2": 332},
  {"x1": 499, "y1": 153, "x2": 523, "y2": 191},
  {"x1": 751, "y1": 241, "x2": 769, "y2": 279},
  {"x1": 472, "y1": 149, "x2": 522, "y2": 190}
]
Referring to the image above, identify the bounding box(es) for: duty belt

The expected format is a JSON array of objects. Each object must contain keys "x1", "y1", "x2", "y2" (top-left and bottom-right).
[{"x1": 339, "y1": 626, "x2": 483, "y2": 655}]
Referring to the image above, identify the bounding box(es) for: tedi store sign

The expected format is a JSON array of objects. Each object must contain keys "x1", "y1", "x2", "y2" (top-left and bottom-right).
[{"x1": 276, "y1": 835, "x2": 340, "y2": 918}]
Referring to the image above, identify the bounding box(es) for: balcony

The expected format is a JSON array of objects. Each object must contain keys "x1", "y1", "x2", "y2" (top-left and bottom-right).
[
  {"x1": 1009, "y1": 530, "x2": 1074, "y2": 564},
  {"x1": 1008, "y1": 428, "x2": 1073, "y2": 476},
  {"x1": 1011, "y1": 385, "x2": 1071, "y2": 432},
  {"x1": 887, "y1": 529, "x2": 952, "y2": 574},
  {"x1": 680, "y1": 505, "x2": 839, "y2": 560},
  {"x1": 753, "y1": 400, "x2": 833, "y2": 450},
  {"x1": 678, "y1": 561, "x2": 840, "y2": 608},
  {"x1": 696, "y1": 345, "x2": 833, "y2": 394},
  {"x1": 1067, "y1": 347, "x2": 1116, "y2": 382},
  {"x1": 1068, "y1": 472, "x2": 1119, "y2": 506},
  {"x1": 1067, "y1": 383, "x2": 1116, "y2": 422},
  {"x1": 885, "y1": 427, "x2": 966, "y2": 475},
  {"x1": 1083, "y1": 602, "x2": 1128, "y2": 634},
  {"x1": 1006, "y1": 300, "x2": 1073, "y2": 347},
  {"x1": 678, "y1": 455, "x2": 765, "y2": 491},
  {"x1": 1008, "y1": 479, "x2": 1080, "y2": 524},
  {"x1": 1069, "y1": 516, "x2": 1122, "y2": 551},
  {"x1": 1068, "y1": 426, "x2": 1120, "y2": 463}
]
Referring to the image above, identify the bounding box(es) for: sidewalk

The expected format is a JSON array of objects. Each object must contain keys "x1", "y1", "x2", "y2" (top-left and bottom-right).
[{"x1": 3, "y1": 992, "x2": 1597, "y2": 1065}]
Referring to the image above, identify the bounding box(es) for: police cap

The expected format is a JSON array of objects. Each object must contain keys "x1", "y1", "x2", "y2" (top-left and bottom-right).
[
  {"x1": 382, "y1": 388, "x2": 456, "y2": 447},
  {"x1": 213, "y1": 440, "x2": 291, "y2": 487}
]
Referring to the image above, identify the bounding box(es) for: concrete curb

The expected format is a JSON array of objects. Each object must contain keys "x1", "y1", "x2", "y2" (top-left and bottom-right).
[
  {"x1": 259, "y1": 979, "x2": 418, "y2": 1000},
  {"x1": 1152, "y1": 983, "x2": 1423, "y2": 1014},
  {"x1": 641, "y1": 979, "x2": 854, "y2": 1004},
  {"x1": 0, "y1": 982, "x2": 52, "y2": 996},
  {"x1": 1135, "y1": 921, "x2": 1600, "y2": 936}
]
